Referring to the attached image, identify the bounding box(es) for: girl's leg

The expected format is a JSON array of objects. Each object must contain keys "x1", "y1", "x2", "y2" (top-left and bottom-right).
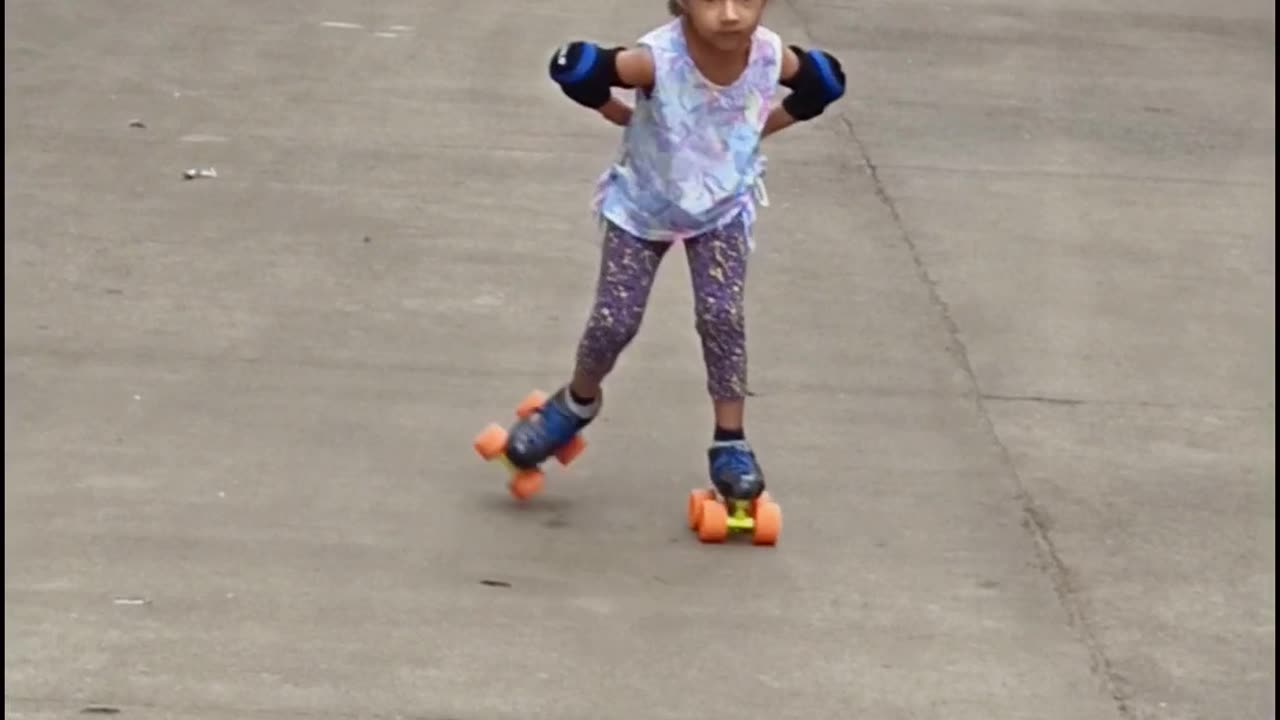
[
  {"x1": 504, "y1": 222, "x2": 668, "y2": 469},
  {"x1": 571, "y1": 221, "x2": 671, "y2": 402},
  {"x1": 684, "y1": 217, "x2": 764, "y2": 500},
  {"x1": 683, "y1": 218, "x2": 752, "y2": 429}
]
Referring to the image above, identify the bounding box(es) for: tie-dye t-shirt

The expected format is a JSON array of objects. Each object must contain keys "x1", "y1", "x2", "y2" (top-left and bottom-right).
[{"x1": 592, "y1": 19, "x2": 783, "y2": 243}]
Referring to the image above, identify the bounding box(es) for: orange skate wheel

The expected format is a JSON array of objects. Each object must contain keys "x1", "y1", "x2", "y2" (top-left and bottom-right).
[
  {"x1": 553, "y1": 434, "x2": 587, "y2": 466},
  {"x1": 515, "y1": 390, "x2": 548, "y2": 419},
  {"x1": 687, "y1": 488, "x2": 714, "y2": 529},
  {"x1": 473, "y1": 423, "x2": 508, "y2": 460},
  {"x1": 696, "y1": 499, "x2": 729, "y2": 543},
  {"x1": 751, "y1": 491, "x2": 773, "y2": 515},
  {"x1": 508, "y1": 469, "x2": 545, "y2": 500},
  {"x1": 752, "y1": 501, "x2": 782, "y2": 546}
]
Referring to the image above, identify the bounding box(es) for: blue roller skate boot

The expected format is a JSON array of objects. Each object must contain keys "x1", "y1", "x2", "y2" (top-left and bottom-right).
[
  {"x1": 692, "y1": 437, "x2": 780, "y2": 545},
  {"x1": 707, "y1": 439, "x2": 766, "y2": 501},
  {"x1": 504, "y1": 386, "x2": 599, "y2": 470}
]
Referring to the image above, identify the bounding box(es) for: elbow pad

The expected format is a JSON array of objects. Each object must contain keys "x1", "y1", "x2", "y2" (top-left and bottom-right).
[
  {"x1": 549, "y1": 41, "x2": 625, "y2": 109},
  {"x1": 781, "y1": 46, "x2": 846, "y2": 121}
]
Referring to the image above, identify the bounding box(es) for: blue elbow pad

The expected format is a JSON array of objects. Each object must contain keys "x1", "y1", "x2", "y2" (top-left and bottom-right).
[
  {"x1": 781, "y1": 46, "x2": 846, "y2": 121},
  {"x1": 549, "y1": 41, "x2": 625, "y2": 109}
]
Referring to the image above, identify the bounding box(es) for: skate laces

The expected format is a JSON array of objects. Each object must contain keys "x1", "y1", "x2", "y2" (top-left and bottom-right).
[
  {"x1": 533, "y1": 399, "x2": 582, "y2": 448},
  {"x1": 711, "y1": 440, "x2": 758, "y2": 480}
]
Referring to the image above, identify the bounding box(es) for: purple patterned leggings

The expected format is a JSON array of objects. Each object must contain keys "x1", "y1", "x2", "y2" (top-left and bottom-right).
[{"x1": 574, "y1": 218, "x2": 751, "y2": 401}]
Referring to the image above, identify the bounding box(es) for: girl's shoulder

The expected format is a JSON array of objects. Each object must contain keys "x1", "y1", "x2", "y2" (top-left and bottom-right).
[
  {"x1": 751, "y1": 24, "x2": 784, "y2": 57},
  {"x1": 635, "y1": 17, "x2": 683, "y2": 51}
]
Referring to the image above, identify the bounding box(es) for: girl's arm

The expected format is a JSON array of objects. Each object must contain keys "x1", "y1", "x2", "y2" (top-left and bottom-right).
[
  {"x1": 765, "y1": 43, "x2": 847, "y2": 138},
  {"x1": 595, "y1": 47, "x2": 654, "y2": 126},
  {"x1": 763, "y1": 46, "x2": 803, "y2": 139},
  {"x1": 614, "y1": 47, "x2": 655, "y2": 90},
  {"x1": 548, "y1": 42, "x2": 654, "y2": 126},
  {"x1": 762, "y1": 106, "x2": 796, "y2": 138},
  {"x1": 599, "y1": 97, "x2": 633, "y2": 127}
]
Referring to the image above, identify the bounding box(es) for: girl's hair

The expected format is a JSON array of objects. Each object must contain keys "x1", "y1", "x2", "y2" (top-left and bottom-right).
[{"x1": 667, "y1": 0, "x2": 683, "y2": 16}]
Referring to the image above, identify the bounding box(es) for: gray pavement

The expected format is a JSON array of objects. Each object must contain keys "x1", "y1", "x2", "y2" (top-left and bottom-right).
[{"x1": 4, "y1": 1, "x2": 1274, "y2": 718}]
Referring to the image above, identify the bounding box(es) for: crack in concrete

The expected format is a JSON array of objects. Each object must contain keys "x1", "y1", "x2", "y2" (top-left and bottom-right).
[
  {"x1": 4, "y1": 695, "x2": 461, "y2": 720},
  {"x1": 981, "y1": 393, "x2": 1088, "y2": 407},
  {"x1": 837, "y1": 105, "x2": 1140, "y2": 720},
  {"x1": 875, "y1": 161, "x2": 1270, "y2": 188},
  {"x1": 982, "y1": 392, "x2": 1273, "y2": 412},
  {"x1": 779, "y1": 1, "x2": 1136, "y2": 717}
]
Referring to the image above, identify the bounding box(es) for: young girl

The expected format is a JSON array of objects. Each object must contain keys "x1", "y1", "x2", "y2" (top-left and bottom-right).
[{"x1": 501, "y1": 0, "x2": 846, "y2": 504}]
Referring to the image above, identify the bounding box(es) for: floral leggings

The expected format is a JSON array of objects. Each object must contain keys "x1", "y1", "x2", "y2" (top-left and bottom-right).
[{"x1": 574, "y1": 218, "x2": 750, "y2": 401}]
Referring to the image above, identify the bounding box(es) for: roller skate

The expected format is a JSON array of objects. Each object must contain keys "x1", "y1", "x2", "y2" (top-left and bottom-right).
[
  {"x1": 687, "y1": 440, "x2": 782, "y2": 545},
  {"x1": 472, "y1": 387, "x2": 595, "y2": 500}
]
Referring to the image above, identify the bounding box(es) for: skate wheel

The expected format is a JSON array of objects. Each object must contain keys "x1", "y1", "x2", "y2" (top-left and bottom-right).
[
  {"x1": 687, "y1": 488, "x2": 714, "y2": 529},
  {"x1": 696, "y1": 499, "x2": 729, "y2": 543},
  {"x1": 508, "y1": 469, "x2": 545, "y2": 500},
  {"x1": 473, "y1": 423, "x2": 508, "y2": 460},
  {"x1": 751, "y1": 491, "x2": 773, "y2": 515},
  {"x1": 752, "y1": 501, "x2": 781, "y2": 546},
  {"x1": 515, "y1": 390, "x2": 548, "y2": 419},
  {"x1": 554, "y1": 434, "x2": 587, "y2": 466}
]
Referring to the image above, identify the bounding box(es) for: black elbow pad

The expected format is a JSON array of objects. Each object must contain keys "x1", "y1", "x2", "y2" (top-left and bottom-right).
[{"x1": 781, "y1": 46, "x2": 846, "y2": 121}]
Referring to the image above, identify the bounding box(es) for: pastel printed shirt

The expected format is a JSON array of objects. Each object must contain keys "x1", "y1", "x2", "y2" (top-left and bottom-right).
[{"x1": 593, "y1": 20, "x2": 784, "y2": 243}]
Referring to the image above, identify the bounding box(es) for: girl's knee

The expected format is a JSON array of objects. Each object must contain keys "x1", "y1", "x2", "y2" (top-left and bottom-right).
[
  {"x1": 695, "y1": 302, "x2": 745, "y2": 341},
  {"x1": 590, "y1": 321, "x2": 640, "y2": 353},
  {"x1": 583, "y1": 309, "x2": 643, "y2": 355}
]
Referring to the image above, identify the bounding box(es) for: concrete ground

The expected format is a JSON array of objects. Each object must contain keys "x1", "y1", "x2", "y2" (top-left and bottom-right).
[{"x1": 4, "y1": 0, "x2": 1274, "y2": 718}]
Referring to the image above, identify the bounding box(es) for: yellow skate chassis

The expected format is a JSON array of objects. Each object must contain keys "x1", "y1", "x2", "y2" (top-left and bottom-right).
[{"x1": 687, "y1": 488, "x2": 782, "y2": 545}]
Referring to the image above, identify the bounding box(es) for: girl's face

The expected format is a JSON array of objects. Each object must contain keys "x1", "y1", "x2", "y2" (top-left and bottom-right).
[{"x1": 678, "y1": 0, "x2": 766, "y2": 52}]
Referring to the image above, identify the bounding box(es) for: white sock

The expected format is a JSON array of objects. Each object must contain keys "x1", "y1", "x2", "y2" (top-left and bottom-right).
[{"x1": 564, "y1": 390, "x2": 600, "y2": 420}]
